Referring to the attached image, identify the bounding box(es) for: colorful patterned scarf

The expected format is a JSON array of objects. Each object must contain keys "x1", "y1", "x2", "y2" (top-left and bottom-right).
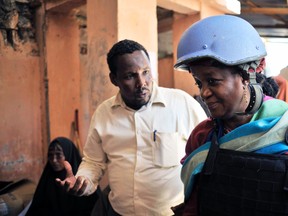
[{"x1": 181, "y1": 99, "x2": 288, "y2": 200}]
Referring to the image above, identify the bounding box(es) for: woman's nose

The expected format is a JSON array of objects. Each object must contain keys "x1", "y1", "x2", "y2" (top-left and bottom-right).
[
  {"x1": 201, "y1": 85, "x2": 212, "y2": 99},
  {"x1": 51, "y1": 156, "x2": 58, "y2": 162}
]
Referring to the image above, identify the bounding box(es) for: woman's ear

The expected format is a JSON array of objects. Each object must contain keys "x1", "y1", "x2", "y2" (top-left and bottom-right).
[
  {"x1": 240, "y1": 72, "x2": 249, "y2": 85},
  {"x1": 242, "y1": 79, "x2": 248, "y2": 85},
  {"x1": 109, "y1": 73, "x2": 118, "y2": 87}
]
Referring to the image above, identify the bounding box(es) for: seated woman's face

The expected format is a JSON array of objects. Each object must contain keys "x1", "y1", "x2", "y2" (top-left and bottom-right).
[{"x1": 48, "y1": 143, "x2": 65, "y2": 171}]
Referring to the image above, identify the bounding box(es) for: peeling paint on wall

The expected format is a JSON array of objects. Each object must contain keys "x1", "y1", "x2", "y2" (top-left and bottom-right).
[
  {"x1": 0, "y1": 137, "x2": 44, "y2": 179},
  {"x1": 0, "y1": 0, "x2": 41, "y2": 50},
  {"x1": 0, "y1": 155, "x2": 24, "y2": 171},
  {"x1": 74, "y1": 6, "x2": 87, "y2": 55}
]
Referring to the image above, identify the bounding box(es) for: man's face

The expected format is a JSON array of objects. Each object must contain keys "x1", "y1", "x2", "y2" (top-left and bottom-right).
[{"x1": 110, "y1": 50, "x2": 153, "y2": 110}]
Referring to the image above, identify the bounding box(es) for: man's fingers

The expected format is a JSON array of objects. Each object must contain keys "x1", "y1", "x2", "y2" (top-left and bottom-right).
[
  {"x1": 54, "y1": 161, "x2": 76, "y2": 193},
  {"x1": 54, "y1": 161, "x2": 87, "y2": 196},
  {"x1": 55, "y1": 178, "x2": 64, "y2": 186},
  {"x1": 76, "y1": 178, "x2": 88, "y2": 196},
  {"x1": 63, "y1": 161, "x2": 73, "y2": 178},
  {"x1": 64, "y1": 180, "x2": 72, "y2": 193},
  {"x1": 70, "y1": 176, "x2": 88, "y2": 196}
]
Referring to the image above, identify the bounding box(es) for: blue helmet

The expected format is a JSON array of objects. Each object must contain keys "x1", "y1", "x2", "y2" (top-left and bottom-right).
[{"x1": 174, "y1": 15, "x2": 267, "y2": 71}]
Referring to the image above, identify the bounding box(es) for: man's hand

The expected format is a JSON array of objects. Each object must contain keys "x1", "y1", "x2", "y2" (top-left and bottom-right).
[{"x1": 55, "y1": 161, "x2": 89, "y2": 196}]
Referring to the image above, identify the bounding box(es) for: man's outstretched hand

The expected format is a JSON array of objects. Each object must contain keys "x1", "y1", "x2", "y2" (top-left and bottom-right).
[{"x1": 55, "y1": 161, "x2": 88, "y2": 196}]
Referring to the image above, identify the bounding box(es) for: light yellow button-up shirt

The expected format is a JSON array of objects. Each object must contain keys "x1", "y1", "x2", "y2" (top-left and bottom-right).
[{"x1": 77, "y1": 82, "x2": 207, "y2": 215}]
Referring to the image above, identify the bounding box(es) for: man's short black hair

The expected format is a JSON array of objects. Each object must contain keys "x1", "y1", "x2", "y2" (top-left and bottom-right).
[{"x1": 107, "y1": 39, "x2": 150, "y2": 75}]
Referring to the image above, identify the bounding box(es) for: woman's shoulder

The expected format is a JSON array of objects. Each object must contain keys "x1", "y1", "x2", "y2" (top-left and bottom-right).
[
  {"x1": 192, "y1": 118, "x2": 215, "y2": 144},
  {"x1": 194, "y1": 118, "x2": 214, "y2": 132},
  {"x1": 182, "y1": 118, "x2": 214, "y2": 162}
]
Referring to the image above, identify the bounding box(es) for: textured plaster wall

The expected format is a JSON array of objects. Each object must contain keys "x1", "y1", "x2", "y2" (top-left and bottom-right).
[
  {"x1": 46, "y1": 12, "x2": 81, "y2": 144},
  {"x1": 0, "y1": 0, "x2": 45, "y2": 182},
  {"x1": 172, "y1": 13, "x2": 201, "y2": 96},
  {"x1": 0, "y1": 36, "x2": 43, "y2": 182}
]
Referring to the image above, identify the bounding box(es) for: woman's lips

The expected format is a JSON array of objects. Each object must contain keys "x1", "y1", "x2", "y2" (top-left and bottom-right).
[{"x1": 206, "y1": 102, "x2": 218, "y2": 110}]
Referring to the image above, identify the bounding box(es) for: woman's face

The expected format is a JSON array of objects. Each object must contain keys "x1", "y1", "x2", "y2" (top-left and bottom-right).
[
  {"x1": 190, "y1": 64, "x2": 247, "y2": 120},
  {"x1": 48, "y1": 143, "x2": 65, "y2": 172}
]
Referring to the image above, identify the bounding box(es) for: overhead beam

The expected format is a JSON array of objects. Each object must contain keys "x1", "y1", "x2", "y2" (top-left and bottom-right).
[
  {"x1": 46, "y1": 0, "x2": 86, "y2": 13},
  {"x1": 157, "y1": 0, "x2": 200, "y2": 14},
  {"x1": 204, "y1": 0, "x2": 241, "y2": 14},
  {"x1": 241, "y1": 7, "x2": 288, "y2": 15},
  {"x1": 253, "y1": 25, "x2": 288, "y2": 29},
  {"x1": 257, "y1": 34, "x2": 288, "y2": 38}
]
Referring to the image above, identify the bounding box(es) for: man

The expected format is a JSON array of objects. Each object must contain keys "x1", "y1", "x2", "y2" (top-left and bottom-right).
[{"x1": 56, "y1": 39, "x2": 207, "y2": 215}]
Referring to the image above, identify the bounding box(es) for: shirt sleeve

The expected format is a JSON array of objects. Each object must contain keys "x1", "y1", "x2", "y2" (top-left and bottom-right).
[{"x1": 76, "y1": 112, "x2": 107, "y2": 195}]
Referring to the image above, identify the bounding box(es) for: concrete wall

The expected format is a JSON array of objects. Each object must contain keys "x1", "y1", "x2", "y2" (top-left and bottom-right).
[
  {"x1": 46, "y1": 11, "x2": 82, "y2": 147},
  {"x1": 158, "y1": 57, "x2": 174, "y2": 88},
  {"x1": 0, "y1": 14, "x2": 44, "y2": 181},
  {"x1": 172, "y1": 13, "x2": 201, "y2": 96}
]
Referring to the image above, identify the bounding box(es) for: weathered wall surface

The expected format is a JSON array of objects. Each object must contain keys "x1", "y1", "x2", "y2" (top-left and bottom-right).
[
  {"x1": 46, "y1": 11, "x2": 81, "y2": 145},
  {"x1": 0, "y1": 54, "x2": 43, "y2": 181},
  {"x1": 172, "y1": 13, "x2": 201, "y2": 96},
  {"x1": 0, "y1": 0, "x2": 44, "y2": 181},
  {"x1": 158, "y1": 57, "x2": 174, "y2": 88}
]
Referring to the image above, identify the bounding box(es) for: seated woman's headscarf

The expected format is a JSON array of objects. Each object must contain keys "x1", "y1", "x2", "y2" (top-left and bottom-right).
[{"x1": 26, "y1": 137, "x2": 98, "y2": 216}]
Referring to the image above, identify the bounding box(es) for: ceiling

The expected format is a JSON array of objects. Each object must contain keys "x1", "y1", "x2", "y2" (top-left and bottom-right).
[
  {"x1": 238, "y1": 0, "x2": 288, "y2": 38},
  {"x1": 157, "y1": 0, "x2": 288, "y2": 38}
]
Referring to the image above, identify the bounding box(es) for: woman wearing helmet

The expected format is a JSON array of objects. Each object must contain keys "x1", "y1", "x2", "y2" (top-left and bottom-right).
[{"x1": 174, "y1": 15, "x2": 288, "y2": 216}]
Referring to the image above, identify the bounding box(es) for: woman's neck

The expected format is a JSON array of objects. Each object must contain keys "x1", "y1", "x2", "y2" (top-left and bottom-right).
[{"x1": 222, "y1": 114, "x2": 252, "y2": 131}]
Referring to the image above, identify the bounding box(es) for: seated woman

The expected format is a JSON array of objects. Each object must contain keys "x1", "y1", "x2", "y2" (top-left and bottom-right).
[{"x1": 26, "y1": 137, "x2": 98, "y2": 216}]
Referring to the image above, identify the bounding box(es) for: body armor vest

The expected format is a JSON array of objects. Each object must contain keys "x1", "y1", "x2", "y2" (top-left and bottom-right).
[{"x1": 198, "y1": 133, "x2": 288, "y2": 216}]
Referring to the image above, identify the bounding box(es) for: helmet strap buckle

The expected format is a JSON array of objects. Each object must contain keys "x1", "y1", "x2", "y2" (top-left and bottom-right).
[{"x1": 245, "y1": 84, "x2": 263, "y2": 114}]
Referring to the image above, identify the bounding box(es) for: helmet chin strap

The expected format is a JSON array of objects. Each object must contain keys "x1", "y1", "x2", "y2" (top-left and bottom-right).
[
  {"x1": 244, "y1": 82, "x2": 263, "y2": 114},
  {"x1": 236, "y1": 62, "x2": 264, "y2": 115}
]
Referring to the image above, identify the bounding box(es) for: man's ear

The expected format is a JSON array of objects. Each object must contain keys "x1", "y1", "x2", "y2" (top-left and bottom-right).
[{"x1": 109, "y1": 73, "x2": 118, "y2": 86}]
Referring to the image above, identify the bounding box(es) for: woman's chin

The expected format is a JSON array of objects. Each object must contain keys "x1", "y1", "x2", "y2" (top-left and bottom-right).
[{"x1": 209, "y1": 111, "x2": 222, "y2": 119}]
